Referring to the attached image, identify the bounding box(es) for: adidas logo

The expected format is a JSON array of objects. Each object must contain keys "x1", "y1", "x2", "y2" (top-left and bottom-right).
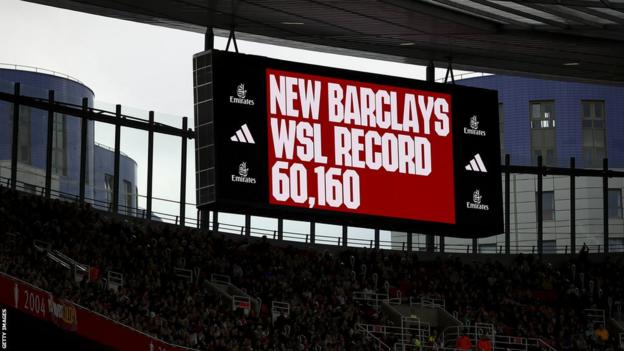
[
  {"x1": 230, "y1": 124, "x2": 255, "y2": 144},
  {"x1": 465, "y1": 153, "x2": 487, "y2": 173}
]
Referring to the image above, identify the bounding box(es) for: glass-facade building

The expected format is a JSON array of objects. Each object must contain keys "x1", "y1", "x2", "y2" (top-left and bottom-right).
[
  {"x1": 459, "y1": 75, "x2": 624, "y2": 169},
  {"x1": 0, "y1": 68, "x2": 137, "y2": 213},
  {"x1": 463, "y1": 75, "x2": 624, "y2": 253}
]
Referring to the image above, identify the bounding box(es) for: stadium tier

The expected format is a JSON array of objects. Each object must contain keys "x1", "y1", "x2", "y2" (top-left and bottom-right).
[{"x1": 1, "y1": 186, "x2": 623, "y2": 350}]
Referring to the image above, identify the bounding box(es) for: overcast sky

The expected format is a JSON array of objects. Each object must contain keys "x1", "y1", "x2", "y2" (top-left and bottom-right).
[{"x1": 0, "y1": 0, "x2": 476, "y2": 247}]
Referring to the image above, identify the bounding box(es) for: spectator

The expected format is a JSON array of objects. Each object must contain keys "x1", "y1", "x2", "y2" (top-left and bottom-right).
[
  {"x1": 1, "y1": 186, "x2": 623, "y2": 350},
  {"x1": 477, "y1": 336, "x2": 492, "y2": 351},
  {"x1": 594, "y1": 323, "x2": 609, "y2": 344},
  {"x1": 456, "y1": 334, "x2": 472, "y2": 350}
]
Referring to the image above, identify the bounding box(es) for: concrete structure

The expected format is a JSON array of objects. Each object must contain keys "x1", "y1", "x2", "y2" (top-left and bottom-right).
[{"x1": 393, "y1": 75, "x2": 624, "y2": 254}]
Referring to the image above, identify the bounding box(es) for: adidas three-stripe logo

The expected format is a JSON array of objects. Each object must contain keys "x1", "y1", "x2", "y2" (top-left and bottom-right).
[
  {"x1": 465, "y1": 153, "x2": 487, "y2": 173},
  {"x1": 230, "y1": 124, "x2": 255, "y2": 144}
]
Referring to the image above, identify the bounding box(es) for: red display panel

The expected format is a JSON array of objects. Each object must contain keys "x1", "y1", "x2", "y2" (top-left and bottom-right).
[{"x1": 266, "y1": 69, "x2": 455, "y2": 224}]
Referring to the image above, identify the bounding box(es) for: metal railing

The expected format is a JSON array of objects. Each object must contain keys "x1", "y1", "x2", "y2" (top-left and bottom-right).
[
  {"x1": 441, "y1": 324, "x2": 556, "y2": 351},
  {"x1": 585, "y1": 308, "x2": 606, "y2": 327},
  {"x1": 353, "y1": 291, "x2": 389, "y2": 308},
  {"x1": 356, "y1": 324, "x2": 392, "y2": 351},
  {"x1": 436, "y1": 72, "x2": 491, "y2": 83},
  {"x1": 4, "y1": 171, "x2": 624, "y2": 258},
  {"x1": 271, "y1": 301, "x2": 290, "y2": 322},
  {"x1": 413, "y1": 296, "x2": 446, "y2": 309},
  {"x1": 2, "y1": 83, "x2": 624, "y2": 256},
  {"x1": 0, "y1": 63, "x2": 86, "y2": 85}
]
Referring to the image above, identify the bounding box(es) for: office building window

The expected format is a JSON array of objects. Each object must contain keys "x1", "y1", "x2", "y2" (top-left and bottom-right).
[
  {"x1": 530, "y1": 101, "x2": 556, "y2": 166},
  {"x1": 582, "y1": 100, "x2": 606, "y2": 168},
  {"x1": 537, "y1": 191, "x2": 555, "y2": 221},
  {"x1": 609, "y1": 189, "x2": 622, "y2": 219},
  {"x1": 104, "y1": 174, "x2": 113, "y2": 208},
  {"x1": 8, "y1": 106, "x2": 32, "y2": 165}
]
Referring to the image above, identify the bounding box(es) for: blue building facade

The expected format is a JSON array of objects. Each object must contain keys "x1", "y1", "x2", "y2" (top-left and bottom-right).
[
  {"x1": 93, "y1": 143, "x2": 138, "y2": 215},
  {"x1": 0, "y1": 68, "x2": 95, "y2": 198},
  {"x1": 455, "y1": 75, "x2": 624, "y2": 252},
  {"x1": 459, "y1": 75, "x2": 624, "y2": 169},
  {"x1": 0, "y1": 68, "x2": 137, "y2": 213}
]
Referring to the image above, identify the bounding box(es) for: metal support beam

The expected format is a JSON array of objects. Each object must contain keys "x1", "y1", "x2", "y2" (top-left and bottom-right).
[
  {"x1": 472, "y1": 237, "x2": 478, "y2": 254},
  {"x1": 146, "y1": 112, "x2": 154, "y2": 220},
  {"x1": 205, "y1": 27, "x2": 214, "y2": 50},
  {"x1": 79, "y1": 98, "x2": 88, "y2": 203},
  {"x1": 426, "y1": 234, "x2": 435, "y2": 253},
  {"x1": 521, "y1": 2, "x2": 603, "y2": 27},
  {"x1": 603, "y1": 158, "x2": 609, "y2": 253},
  {"x1": 571, "y1": 5, "x2": 624, "y2": 25},
  {"x1": 0, "y1": 92, "x2": 192, "y2": 138},
  {"x1": 112, "y1": 104, "x2": 121, "y2": 214},
  {"x1": 225, "y1": 27, "x2": 239, "y2": 53},
  {"x1": 429, "y1": 0, "x2": 531, "y2": 27},
  {"x1": 407, "y1": 232, "x2": 413, "y2": 251},
  {"x1": 213, "y1": 211, "x2": 219, "y2": 232},
  {"x1": 444, "y1": 58, "x2": 455, "y2": 84},
  {"x1": 10, "y1": 83, "x2": 20, "y2": 191},
  {"x1": 277, "y1": 218, "x2": 283, "y2": 240},
  {"x1": 310, "y1": 221, "x2": 315, "y2": 244},
  {"x1": 44, "y1": 90, "x2": 54, "y2": 198},
  {"x1": 199, "y1": 210, "x2": 209, "y2": 229},
  {"x1": 342, "y1": 225, "x2": 348, "y2": 247},
  {"x1": 180, "y1": 117, "x2": 188, "y2": 226},
  {"x1": 460, "y1": 0, "x2": 568, "y2": 28},
  {"x1": 501, "y1": 163, "x2": 624, "y2": 177},
  {"x1": 426, "y1": 61, "x2": 435, "y2": 82},
  {"x1": 570, "y1": 157, "x2": 576, "y2": 254},
  {"x1": 374, "y1": 229, "x2": 380, "y2": 249},
  {"x1": 505, "y1": 154, "x2": 511, "y2": 254},
  {"x1": 537, "y1": 155, "x2": 543, "y2": 255},
  {"x1": 425, "y1": 61, "x2": 436, "y2": 252},
  {"x1": 440, "y1": 235, "x2": 445, "y2": 253},
  {"x1": 245, "y1": 214, "x2": 251, "y2": 236}
]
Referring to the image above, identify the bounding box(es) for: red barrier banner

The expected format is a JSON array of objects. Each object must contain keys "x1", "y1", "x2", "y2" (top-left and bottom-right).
[
  {"x1": 0, "y1": 273, "x2": 193, "y2": 351},
  {"x1": 48, "y1": 296, "x2": 78, "y2": 331}
]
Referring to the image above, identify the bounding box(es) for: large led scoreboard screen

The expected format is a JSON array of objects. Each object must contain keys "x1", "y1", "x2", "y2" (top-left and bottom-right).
[{"x1": 193, "y1": 50, "x2": 503, "y2": 237}]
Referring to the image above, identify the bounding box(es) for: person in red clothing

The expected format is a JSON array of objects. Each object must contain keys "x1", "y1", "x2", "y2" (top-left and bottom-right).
[
  {"x1": 456, "y1": 334, "x2": 472, "y2": 350},
  {"x1": 477, "y1": 337, "x2": 493, "y2": 351}
]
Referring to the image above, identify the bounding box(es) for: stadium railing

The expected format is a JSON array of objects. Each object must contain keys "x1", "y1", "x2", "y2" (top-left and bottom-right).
[{"x1": 2, "y1": 81, "x2": 624, "y2": 256}]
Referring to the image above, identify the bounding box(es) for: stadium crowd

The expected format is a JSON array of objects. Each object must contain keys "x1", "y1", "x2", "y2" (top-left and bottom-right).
[{"x1": 1, "y1": 186, "x2": 623, "y2": 350}]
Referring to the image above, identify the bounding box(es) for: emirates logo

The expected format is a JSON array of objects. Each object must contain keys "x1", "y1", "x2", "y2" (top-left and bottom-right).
[
  {"x1": 238, "y1": 162, "x2": 249, "y2": 177},
  {"x1": 230, "y1": 83, "x2": 255, "y2": 106},
  {"x1": 237, "y1": 83, "x2": 247, "y2": 99}
]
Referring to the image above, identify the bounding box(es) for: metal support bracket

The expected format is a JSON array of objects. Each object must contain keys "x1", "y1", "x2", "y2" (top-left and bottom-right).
[
  {"x1": 225, "y1": 27, "x2": 239, "y2": 53},
  {"x1": 444, "y1": 58, "x2": 455, "y2": 84}
]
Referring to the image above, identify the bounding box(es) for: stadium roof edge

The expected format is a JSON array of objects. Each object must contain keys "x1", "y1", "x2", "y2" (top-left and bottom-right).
[{"x1": 24, "y1": 0, "x2": 624, "y2": 85}]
